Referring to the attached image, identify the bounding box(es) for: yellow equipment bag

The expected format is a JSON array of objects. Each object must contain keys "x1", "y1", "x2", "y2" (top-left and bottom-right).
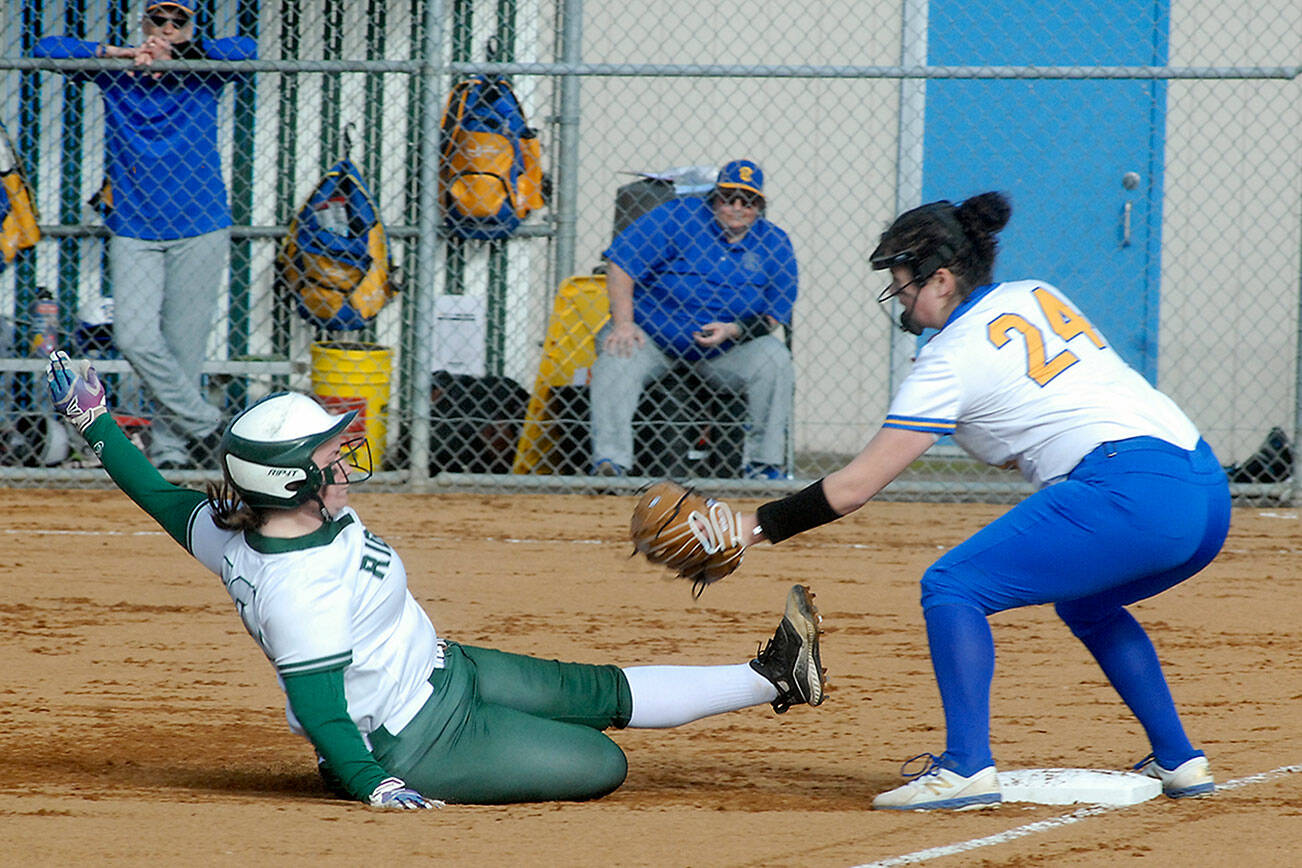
[
  {"x1": 275, "y1": 159, "x2": 397, "y2": 331},
  {"x1": 0, "y1": 120, "x2": 40, "y2": 270}
]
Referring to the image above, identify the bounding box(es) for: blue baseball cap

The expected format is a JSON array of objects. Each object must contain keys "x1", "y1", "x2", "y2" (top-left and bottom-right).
[{"x1": 715, "y1": 159, "x2": 764, "y2": 199}]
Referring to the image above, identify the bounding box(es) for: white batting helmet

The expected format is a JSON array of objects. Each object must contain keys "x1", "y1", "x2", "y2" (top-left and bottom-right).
[{"x1": 218, "y1": 392, "x2": 360, "y2": 510}]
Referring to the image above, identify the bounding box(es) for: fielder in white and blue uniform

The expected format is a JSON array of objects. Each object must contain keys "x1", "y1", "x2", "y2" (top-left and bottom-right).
[{"x1": 743, "y1": 192, "x2": 1228, "y2": 810}]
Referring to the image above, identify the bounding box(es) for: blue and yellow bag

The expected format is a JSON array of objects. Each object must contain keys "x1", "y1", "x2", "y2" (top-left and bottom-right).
[
  {"x1": 439, "y1": 76, "x2": 545, "y2": 240},
  {"x1": 0, "y1": 120, "x2": 40, "y2": 271},
  {"x1": 276, "y1": 159, "x2": 396, "y2": 331}
]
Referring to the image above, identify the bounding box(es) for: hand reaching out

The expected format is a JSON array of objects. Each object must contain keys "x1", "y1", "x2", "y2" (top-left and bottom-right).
[{"x1": 47, "y1": 351, "x2": 108, "y2": 435}]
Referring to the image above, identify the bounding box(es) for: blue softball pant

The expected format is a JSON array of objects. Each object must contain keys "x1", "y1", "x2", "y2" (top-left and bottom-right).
[
  {"x1": 922, "y1": 437, "x2": 1229, "y2": 617},
  {"x1": 917, "y1": 436, "x2": 1230, "y2": 774}
]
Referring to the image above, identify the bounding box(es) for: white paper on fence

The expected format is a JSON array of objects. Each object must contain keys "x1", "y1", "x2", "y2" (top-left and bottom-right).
[
  {"x1": 430, "y1": 294, "x2": 487, "y2": 378},
  {"x1": 996, "y1": 768, "x2": 1162, "y2": 806}
]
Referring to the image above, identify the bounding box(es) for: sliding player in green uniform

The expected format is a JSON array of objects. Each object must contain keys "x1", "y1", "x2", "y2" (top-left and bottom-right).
[{"x1": 47, "y1": 351, "x2": 826, "y2": 809}]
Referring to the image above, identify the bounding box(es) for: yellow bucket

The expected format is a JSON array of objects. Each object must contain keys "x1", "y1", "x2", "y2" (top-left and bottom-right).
[{"x1": 310, "y1": 341, "x2": 393, "y2": 471}]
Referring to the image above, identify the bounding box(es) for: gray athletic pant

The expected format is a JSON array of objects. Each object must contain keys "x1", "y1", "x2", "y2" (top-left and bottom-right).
[
  {"x1": 589, "y1": 324, "x2": 794, "y2": 471},
  {"x1": 110, "y1": 229, "x2": 227, "y2": 463}
]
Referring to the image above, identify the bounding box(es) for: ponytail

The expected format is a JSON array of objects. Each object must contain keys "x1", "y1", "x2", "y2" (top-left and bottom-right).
[{"x1": 953, "y1": 192, "x2": 1011, "y2": 287}]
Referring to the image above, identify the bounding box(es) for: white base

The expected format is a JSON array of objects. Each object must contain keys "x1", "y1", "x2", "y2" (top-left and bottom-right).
[{"x1": 997, "y1": 768, "x2": 1161, "y2": 806}]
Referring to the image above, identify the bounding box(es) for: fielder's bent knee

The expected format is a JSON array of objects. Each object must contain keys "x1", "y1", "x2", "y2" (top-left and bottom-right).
[
  {"x1": 919, "y1": 563, "x2": 986, "y2": 613},
  {"x1": 1055, "y1": 599, "x2": 1125, "y2": 639}
]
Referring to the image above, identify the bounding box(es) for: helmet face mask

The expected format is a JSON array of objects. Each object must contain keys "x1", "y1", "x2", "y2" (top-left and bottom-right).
[
  {"x1": 320, "y1": 435, "x2": 373, "y2": 487},
  {"x1": 218, "y1": 393, "x2": 370, "y2": 510},
  {"x1": 871, "y1": 201, "x2": 965, "y2": 335}
]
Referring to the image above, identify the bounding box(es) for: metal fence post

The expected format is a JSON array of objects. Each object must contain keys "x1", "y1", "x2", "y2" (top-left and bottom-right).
[
  {"x1": 16, "y1": 0, "x2": 43, "y2": 333},
  {"x1": 888, "y1": 0, "x2": 928, "y2": 400},
  {"x1": 226, "y1": 0, "x2": 258, "y2": 410},
  {"x1": 1294, "y1": 260, "x2": 1302, "y2": 506},
  {"x1": 272, "y1": 0, "x2": 301, "y2": 380},
  {"x1": 406, "y1": 0, "x2": 444, "y2": 484},
  {"x1": 552, "y1": 0, "x2": 583, "y2": 281},
  {"x1": 55, "y1": 0, "x2": 86, "y2": 348}
]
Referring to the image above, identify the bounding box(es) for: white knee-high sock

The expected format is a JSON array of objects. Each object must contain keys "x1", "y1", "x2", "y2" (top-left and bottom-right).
[{"x1": 622, "y1": 663, "x2": 778, "y2": 728}]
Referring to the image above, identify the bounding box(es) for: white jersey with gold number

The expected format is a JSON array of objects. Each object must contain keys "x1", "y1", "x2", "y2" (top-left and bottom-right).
[
  {"x1": 884, "y1": 280, "x2": 1198, "y2": 487},
  {"x1": 189, "y1": 506, "x2": 441, "y2": 745}
]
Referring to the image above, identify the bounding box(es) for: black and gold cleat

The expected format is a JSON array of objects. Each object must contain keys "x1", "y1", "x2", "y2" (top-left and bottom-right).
[{"x1": 749, "y1": 584, "x2": 827, "y2": 713}]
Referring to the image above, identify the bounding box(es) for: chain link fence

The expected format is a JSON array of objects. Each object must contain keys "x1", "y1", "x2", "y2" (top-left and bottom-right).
[{"x1": 2, "y1": 1, "x2": 1299, "y2": 502}]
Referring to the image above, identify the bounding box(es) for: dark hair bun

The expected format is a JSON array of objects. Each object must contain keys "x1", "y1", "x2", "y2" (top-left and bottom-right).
[{"x1": 956, "y1": 191, "x2": 1011, "y2": 236}]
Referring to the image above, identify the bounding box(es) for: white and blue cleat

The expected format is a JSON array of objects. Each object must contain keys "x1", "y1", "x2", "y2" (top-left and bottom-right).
[
  {"x1": 872, "y1": 753, "x2": 1002, "y2": 811},
  {"x1": 1134, "y1": 753, "x2": 1215, "y2": 799}
]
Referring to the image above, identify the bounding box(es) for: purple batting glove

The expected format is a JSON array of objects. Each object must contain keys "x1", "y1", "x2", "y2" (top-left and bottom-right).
[{"x1": 47, "y1": 350, "x2": 108, "y2": 435}]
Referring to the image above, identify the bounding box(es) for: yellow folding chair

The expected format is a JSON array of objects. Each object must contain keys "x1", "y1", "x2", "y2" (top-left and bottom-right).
[{"x1": 512, "y1": 274, "x2": 609, "y2": 474}]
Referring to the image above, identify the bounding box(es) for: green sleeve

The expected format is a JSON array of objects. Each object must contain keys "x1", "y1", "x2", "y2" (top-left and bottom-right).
[
  {"x1": 281, "y1": 667, "x2": 391, "y2": 802},
  {"x1": 83, "y1": 414, "x2": 207, "y2": 549}
]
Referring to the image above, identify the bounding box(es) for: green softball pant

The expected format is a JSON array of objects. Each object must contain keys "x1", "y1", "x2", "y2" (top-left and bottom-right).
[{"x1": 369, "y1": 642, "x2": 634, "y2": 804}]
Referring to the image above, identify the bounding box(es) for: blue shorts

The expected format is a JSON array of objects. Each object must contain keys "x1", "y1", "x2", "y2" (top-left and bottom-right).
[{"x1": 920, "y1": 437, "x2": 1230, "y2": 617}]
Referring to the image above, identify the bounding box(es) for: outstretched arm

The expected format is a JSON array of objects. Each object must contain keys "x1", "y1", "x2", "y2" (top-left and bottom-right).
[
  {"x1": 48, "y1": 352, "x2": 208, "y2": 550},
  {"x1": 824, "y1": 426, "x2": 936, "y2": 514},
  {"x1": 201, "y1": 35, "x2": 258, "y2": 61},
  {"x1": 743, "y1": 426, "x2": 936, "y2": 544}
]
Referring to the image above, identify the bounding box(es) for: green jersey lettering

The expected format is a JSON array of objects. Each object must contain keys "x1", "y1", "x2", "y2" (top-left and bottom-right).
[{"x1": 360, "y1": 531, "x2": 392, "y2": 579}]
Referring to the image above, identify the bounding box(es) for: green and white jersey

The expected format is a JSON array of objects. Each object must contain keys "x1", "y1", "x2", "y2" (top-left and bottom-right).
[
  {"x1": 84, "y1": 415, "x2": 425, "y2": 798},
  {"x1": 214, "y1": 506, "x2": 441, "y2": 744}
]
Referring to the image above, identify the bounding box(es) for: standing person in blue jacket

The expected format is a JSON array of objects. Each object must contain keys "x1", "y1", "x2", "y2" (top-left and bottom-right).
[
  {"x1": 590, "y1": 159, "x2": 799, "y2": 480},
  {"x1": 35, "y1": 2, "x2": 256, "y2": 469}
]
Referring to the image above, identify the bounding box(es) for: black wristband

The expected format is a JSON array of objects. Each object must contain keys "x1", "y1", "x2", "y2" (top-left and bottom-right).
[
  {"x1": 755, "y1": 478, "x2": 840, "y2": 544},
  {"x1": 734, "y1": 314, "x2": 773, "y2": 343}
]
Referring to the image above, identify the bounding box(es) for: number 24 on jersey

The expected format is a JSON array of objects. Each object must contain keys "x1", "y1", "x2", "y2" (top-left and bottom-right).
[{"x1": 987, "y1": 287, "x2": 1105, "y2": 386}]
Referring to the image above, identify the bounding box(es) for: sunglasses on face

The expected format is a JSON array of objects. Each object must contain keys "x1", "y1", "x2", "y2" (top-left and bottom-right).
[
  {"x1": 146, "y1": 11, "x2": 191, "y2": 28},
  {"x1": 718, "y1": 191, "x2": 763, "y2": 210}
]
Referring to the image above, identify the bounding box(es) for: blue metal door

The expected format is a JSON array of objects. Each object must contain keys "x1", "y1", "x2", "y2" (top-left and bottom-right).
[{"x1": 923, "y1": 0, "x2": 1169, "y2": 380}]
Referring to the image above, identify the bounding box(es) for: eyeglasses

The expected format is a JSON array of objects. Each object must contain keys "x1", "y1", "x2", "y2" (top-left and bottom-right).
[
  {"x1": 146, "y1": 11, "x2": 191, "y2": 28},
  {"x1": 877, "y1": 275, "x2": 924, "y2": 304},
  {"x1": 717, "y1": 191, "x2": 763, "y2": 210}
]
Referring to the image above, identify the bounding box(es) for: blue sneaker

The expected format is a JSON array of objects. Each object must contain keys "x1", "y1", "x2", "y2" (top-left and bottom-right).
[
  {"x1": 742, "y1": 462, "x2": 791, "y2": 480},
  {"x1": 591, "y1": 458, "x2": 626, "y2": 477}
]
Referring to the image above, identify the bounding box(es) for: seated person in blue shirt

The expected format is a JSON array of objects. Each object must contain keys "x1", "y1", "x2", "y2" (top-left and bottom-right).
[
  {"x1": 35, "y1": 2, "x2": 256, "y2": 470},
  {"x1": 590, "y1": 160, "x2": 799, "y2": 480}
]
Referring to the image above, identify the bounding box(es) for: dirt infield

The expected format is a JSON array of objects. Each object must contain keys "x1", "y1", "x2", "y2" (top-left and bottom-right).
[{"x1": 2, "y1": 488, "x2": 1298, "y2": 866}]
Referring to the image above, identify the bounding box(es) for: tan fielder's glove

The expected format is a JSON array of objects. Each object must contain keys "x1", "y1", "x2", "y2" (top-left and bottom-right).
[{"x1": 630, "y1": 480, "x2": 745, "y2": 597}]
